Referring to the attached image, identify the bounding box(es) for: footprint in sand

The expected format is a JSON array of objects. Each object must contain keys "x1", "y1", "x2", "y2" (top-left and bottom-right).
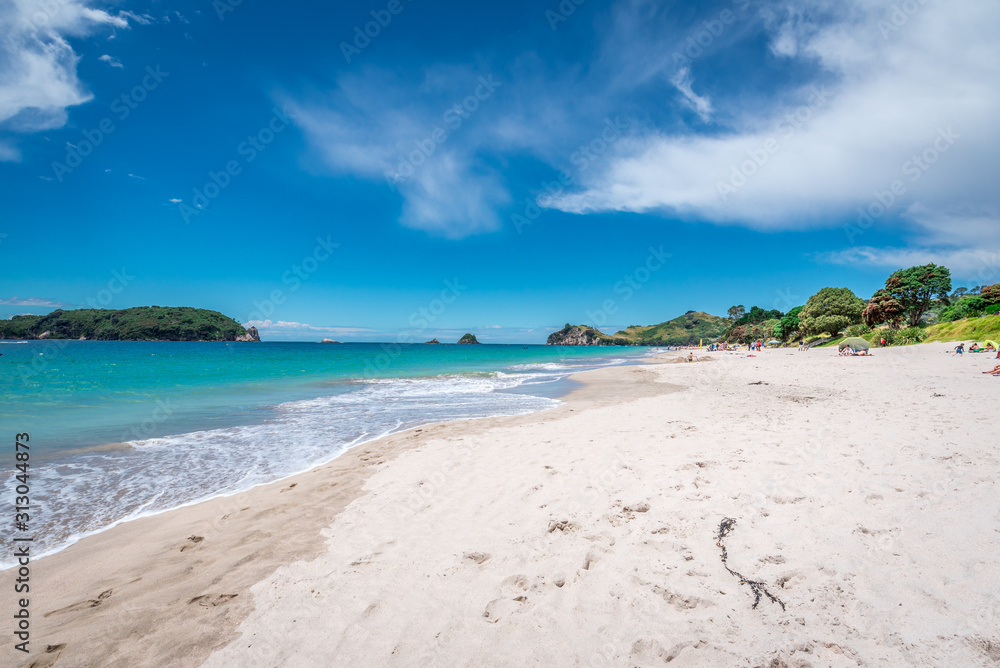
[
  {"x1": 463, "y1": 552, "x2": 491, "y2": 565},
  {"x1": 547, "y1": 520, "x2": 579, "y2": 533},
  {"x1": 44, "y1": 590, "x2": 113, "y2": 617},
  {"x1": 188, "y1": 593, "x2": 239, "y2": 607},
  {"x1": 180, "y1": 535, "x2": 204, "y2": 552},
  {"x1": 26, "y1": 643, "x2": 66, "y2": 668},
  {"x1": 482, "y1": 596, "x2": 527, "y2": 623}
]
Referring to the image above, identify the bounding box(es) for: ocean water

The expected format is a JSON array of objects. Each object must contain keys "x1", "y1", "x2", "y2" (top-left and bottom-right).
[{"x1": 0, "y1": 340, "x2": 650, "y2": 567}]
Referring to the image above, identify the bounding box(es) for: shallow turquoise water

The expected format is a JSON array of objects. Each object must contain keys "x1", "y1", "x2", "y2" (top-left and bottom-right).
[{"x1": 0, "y1": 340, "x2": 649, "y2": 566}]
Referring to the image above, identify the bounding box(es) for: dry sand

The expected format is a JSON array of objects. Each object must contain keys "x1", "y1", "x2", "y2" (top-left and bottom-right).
[{"x1": 4, "y1": 342, "x2": 1000, "y2": 667}]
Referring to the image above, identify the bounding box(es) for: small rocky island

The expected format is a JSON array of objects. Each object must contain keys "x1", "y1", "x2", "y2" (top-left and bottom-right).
[
  {"x1": 0, "y1": 307, "x2": 261, "y2": 342},
  {"x1": 423, "y1": 338, "x2": 441, "y2": 344},
  {"x1": 320, "y1": 338, "x2": 339, "y2": 343},
  {"x1": 456, "y1": 333, "x2": 481, "y2": 344}
]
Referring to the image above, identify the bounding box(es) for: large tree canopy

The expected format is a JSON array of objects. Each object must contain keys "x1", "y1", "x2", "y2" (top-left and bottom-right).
[
  {"x1": 863, "y1": 289, "x2": 906, "y2": 329},
  {"x1": 799, "y1": 287, "x2": 865, "y2": 336},
  {"x1": 884, "y1": 263, "x2": 952, "y2": 327}
]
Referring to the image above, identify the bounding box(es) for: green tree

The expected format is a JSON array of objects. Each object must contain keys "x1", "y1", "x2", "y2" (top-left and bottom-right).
[
  {"x1": 727, "y1": 305, "x2": 745, "y2": 322},
  {"x1": 980, "y1": 283, "x2": 1000, "y2": 303},
  {"x1": 799, "y1": 288, "x2": 865, "y2": 336},
  {"x1": 863, "y1": 289, "x2": 905, "y2": 328},
  {"x1": 884, "y1": 263, "x2": 952, "y2": 327},
  {"x1": 772, "y1": 306, "x2": 803, "y2": 340},
  {"x1": 951, "y1": 287, "x2": 968, "y2": 299}
]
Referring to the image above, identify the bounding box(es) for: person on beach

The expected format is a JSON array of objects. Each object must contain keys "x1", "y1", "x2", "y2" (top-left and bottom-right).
[
  {"x1": 687, "y1": 352, "x2": 694, "y2": 362},
  {"x1": 954, "y1": 343, "x2": 965, "y2": 356},
  {"x1": 880, "y1": 337, "x2": 887, "y2": 347},
  {"x1": 982, "y1": 364, "x2": 1000, "y2": 375}
]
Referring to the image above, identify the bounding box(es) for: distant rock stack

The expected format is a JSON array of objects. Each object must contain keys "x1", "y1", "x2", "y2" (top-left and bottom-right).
[
  {"x1": 320, "y1": 338, "x2": 339, "y2": 343},
  {"x1": 456, "y1": 333, "x2": 481, "y2": 344},
  {"x1": 237, "y1": 326, "x2": 261, "y2": 342},
  {"x1": 424, "y1": 338, "x2": 442, "y2": 344}
]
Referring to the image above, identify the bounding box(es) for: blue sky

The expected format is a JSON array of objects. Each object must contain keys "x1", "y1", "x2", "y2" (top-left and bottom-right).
[{"x1": 1, "y1": 0, "x2": 998, "y2": 342}]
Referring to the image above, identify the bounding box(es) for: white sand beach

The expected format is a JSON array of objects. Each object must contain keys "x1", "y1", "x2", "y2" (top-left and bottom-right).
[{"x1": 6, "y1": 342, "x2": 1000, "y2": 667}]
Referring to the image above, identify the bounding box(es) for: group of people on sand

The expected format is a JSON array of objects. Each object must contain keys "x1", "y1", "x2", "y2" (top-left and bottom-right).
[
  {"x1": 953, "y1": 342, "x2": 998, "y2": 357},
  {"x1": 839, "y1": 347, "x2": 872, "y2": 357}
]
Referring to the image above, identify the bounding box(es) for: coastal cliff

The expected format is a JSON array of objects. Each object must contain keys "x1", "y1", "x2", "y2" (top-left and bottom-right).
[
  {"x1": 0, "y1": 307, "x2": 261, "y2": 342},
  {"x1": 546, "y1": 324, "x2": 627, "y2": 346}
]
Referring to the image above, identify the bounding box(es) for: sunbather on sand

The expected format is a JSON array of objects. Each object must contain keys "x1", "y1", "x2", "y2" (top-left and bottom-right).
[{"x1": 983, "y1": 364, "x2": 1000, "y2": 375}]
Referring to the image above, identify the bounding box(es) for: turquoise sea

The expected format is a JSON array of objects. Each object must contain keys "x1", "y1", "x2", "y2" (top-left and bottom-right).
[{"x1": 0, "y1": 340, "x2": 651, "y2": 567}]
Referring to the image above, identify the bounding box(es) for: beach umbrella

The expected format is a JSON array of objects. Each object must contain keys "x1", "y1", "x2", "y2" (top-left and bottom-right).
[
  {"x1": 838, "y1": 337, "x2": 870, "y2": 351},
  {"x1": 985, "y1": 340, "x2": 999, "y2": 349}
]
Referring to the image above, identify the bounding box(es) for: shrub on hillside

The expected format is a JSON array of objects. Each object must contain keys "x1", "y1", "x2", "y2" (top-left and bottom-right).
[{"x1": 844, "y1": 323, "x2": 872, "y2": 337}]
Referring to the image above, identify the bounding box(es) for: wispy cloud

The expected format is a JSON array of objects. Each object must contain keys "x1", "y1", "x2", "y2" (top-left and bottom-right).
[
  {"x1": 0, "y1": 296, "x2": 71, "y2": 306},
  {"x1": 245, "y1": 319, "x2": 376, "y2": 336},
  {"x1": 670, "y1": 67, "x2": 712, "y2": 122},
  {"x1": 286, "y1": 68, "x2": 510, "y2": 238},
  {"x1": 98, "y1": 54, "x2": 124, "y2": 69},
  {"x1": 819, "y1": 204, "x2": 1000, "y2": 280}
]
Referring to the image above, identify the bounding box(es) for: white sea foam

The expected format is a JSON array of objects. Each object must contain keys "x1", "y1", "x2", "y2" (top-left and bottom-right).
[{"x1": 0, "y1": 372, "x2": 561, "y2": 569}]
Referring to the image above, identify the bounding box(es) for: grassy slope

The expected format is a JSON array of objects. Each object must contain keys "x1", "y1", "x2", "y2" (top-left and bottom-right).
[
  {"x1": 923, "y1": 314, "x2": 1000, "y2": 342},
  {"x1": 612, "y1": 311, "x2": 728, "y2": 346},
  {"x1": 0, "y1": 307, "x2": 249, "y2": 341}
]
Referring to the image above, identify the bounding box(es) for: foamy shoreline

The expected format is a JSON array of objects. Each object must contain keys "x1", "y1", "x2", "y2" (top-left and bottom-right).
[{"x1": 4, "y1": 343, "x2": 999, "y2": 667}]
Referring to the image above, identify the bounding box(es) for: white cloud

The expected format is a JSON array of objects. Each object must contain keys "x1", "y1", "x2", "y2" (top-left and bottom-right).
[
  {"x1": 0, "y1": 296, "x2": 70, "y2": 306},
  {"x1": 820, "y1": 204, "x2": 1000, "y2": 281},
  {"x1": 168, "y1": 198, "x2": 182, "y2": 203},
  {"x1": 670, "y1": 67, "x2": 712, "y2": 122},
  {"x1": 0, "y1": 0, "x2": 135, "y2": 155},
  {"x1": 0, "y1": 141, "x2": 20, "y2": 161},
  {"x1": 544, "y1": 0, "x2": 1000, "y2": 248},
  {"x1": 286, "y1": 68, "x2": 509, "y2": 238},
  {"x1": 98, "y1": 54, "x2": 123, "y2": 69},
  {"x1": 245, "y1": 320, "x2": 376, "y2": 335}
]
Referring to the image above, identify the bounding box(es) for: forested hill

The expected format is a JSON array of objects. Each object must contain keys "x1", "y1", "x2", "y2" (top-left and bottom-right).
[
  {"x1": 0, "y1": 307, "x2": 260, "y2": 342},
  {"x1": 547, "y1": 311, "x2": 727, "y2": 346}
]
